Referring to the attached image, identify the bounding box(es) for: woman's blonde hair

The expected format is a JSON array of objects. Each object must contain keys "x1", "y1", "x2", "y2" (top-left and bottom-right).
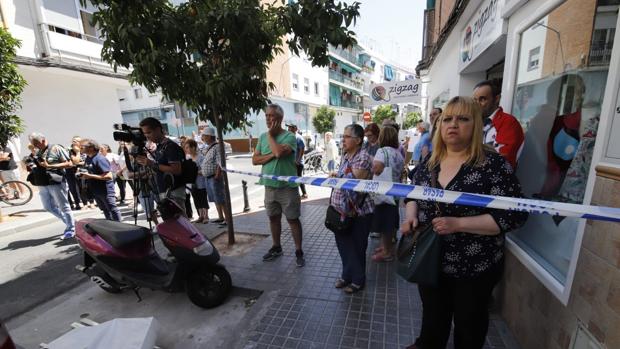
[{"x1": 427, "y1": 96, "x2": 488, "y2": 170}]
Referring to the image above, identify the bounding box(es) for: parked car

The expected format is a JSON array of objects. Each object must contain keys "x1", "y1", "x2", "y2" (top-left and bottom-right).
[{"x1": 1, "y1": 321, "x2": 16, "y2": 349}]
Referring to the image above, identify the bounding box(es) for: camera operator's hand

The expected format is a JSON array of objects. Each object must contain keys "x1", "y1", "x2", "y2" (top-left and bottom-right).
[{"x1": 136, "y1": 155, "x2": 154, "y2": 168}]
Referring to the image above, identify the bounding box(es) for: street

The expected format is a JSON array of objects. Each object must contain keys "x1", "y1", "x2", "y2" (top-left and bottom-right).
[{"x1": 0, "y1": 156, "x2": 331, "y2": 322}]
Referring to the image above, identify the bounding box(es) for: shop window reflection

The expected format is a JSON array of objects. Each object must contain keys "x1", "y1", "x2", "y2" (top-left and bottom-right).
[{"x1": 509, "y1": 0, "x2": 616, "y2": 285}]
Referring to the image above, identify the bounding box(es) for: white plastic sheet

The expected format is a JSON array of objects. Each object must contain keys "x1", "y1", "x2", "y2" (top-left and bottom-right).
[{"x1": 46, "y1": 317, "x2": 159, "y2": 349}]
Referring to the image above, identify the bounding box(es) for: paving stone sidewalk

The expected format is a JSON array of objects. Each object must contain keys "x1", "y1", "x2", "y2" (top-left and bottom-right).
[{"x1": 222, "y1": 200, "x2": 516, "y2": 349}]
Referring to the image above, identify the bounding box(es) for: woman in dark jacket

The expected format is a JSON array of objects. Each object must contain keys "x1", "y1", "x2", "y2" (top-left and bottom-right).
[{"x1": 401, "y1": 97, "x2": 528, "y2": 349}]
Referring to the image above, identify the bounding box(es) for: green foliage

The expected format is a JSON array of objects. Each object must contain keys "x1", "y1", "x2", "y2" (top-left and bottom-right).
[
  {"x1": 0, "y1": 28, "x2": 26, "y2": 147},
  {"x1": 372, "y1": 104, "x2": 397, "y2": 125},
  {"x1": 312, "y1": 106, "x2": 335, "y2": 134},
  {"x1": 402, "y1": 111, "x2": 421, "y2": 130},
  {"x1": 83, "y1": 0, "x2": 360, "y2": 132}
]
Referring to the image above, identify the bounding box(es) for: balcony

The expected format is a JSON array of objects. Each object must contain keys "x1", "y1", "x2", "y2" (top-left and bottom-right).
[
  {"x1": 421, "y1": 9, "x2": 435, "y2": 62},
  {"x1": 328, "y1": 70, "x2": 364, "y2": 92},
  {"x1": 328, "y1": 44, "x2": 362, "y2": 68},
  {"x1": 329, "y1": 98, "x2": 362, "y2": 110},
  {"x1": 589, "y1": 47, "x2": 613, "y2": 66}
]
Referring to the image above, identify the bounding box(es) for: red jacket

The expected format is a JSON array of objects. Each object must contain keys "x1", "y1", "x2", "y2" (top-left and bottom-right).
[{"x1": 483, "y1": 108, "x2": 525, "y2": 169}]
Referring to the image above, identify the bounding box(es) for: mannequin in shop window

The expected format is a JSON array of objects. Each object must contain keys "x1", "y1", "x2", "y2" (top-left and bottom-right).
[{"x1": 536, "y1": 74, "x2": 591, "y2": 202}]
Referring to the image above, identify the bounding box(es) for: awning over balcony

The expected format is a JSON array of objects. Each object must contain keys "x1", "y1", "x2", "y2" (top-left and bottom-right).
[{"x1": 329, "y1": 56, "x2": 361, "y2": 73}]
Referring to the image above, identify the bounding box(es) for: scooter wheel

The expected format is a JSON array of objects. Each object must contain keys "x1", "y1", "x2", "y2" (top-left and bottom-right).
[{"x1": 185, "y1": 264, "x2": 232, "y2": 309}]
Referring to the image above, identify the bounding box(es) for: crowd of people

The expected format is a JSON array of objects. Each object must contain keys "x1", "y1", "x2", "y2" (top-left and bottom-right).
[
  {"x1": 0, "y1": 77, "x2": 528, "y2": 348},
  {"x1": 14, "y1": 117, "x2": 228, "y2": 239},
  {"x1": 252, "y1": 79, "x2": 527, "y2": 349}
]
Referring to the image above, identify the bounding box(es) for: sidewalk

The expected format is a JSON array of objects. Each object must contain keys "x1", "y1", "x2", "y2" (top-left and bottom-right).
[
  {"x1": 0, "y1": 195, "x2": 101, "y2": 238},
  {"x1": 5, "y1": 198, "x2": 521, "y2": 349},
  {"x1": 221, "y1": 199, "x2": 519, "y2": 349}
]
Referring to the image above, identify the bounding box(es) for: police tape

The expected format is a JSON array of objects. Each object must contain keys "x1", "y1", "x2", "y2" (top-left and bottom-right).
[{"x1": 222, "y1": 168, "x2": 620, "y2": 223}]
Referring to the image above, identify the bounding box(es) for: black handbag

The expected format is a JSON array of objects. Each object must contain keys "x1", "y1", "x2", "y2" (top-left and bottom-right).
[
  {"x1": 396, "y1": 169, "x2": 442, "y2": 287},
  {"x1": 325, "y1": 191, "x2": 368, "y2": 235},
  {"x1": 325, "y1": 204, "x2": 352, "y2": 235}
]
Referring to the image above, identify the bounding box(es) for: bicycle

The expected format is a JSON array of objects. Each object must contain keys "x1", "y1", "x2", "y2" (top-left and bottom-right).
[{"x1": 0, "y1": 180, "x2": 34, "y2": 206}]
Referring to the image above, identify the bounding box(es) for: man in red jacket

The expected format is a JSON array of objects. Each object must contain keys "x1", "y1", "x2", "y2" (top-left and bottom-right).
[{"x1": 473, "y1": 80, "x2": 524, "y2": 169}]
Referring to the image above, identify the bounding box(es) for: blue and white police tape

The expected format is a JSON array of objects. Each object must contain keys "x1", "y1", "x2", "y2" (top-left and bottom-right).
[{"x1": 222, "y1": 168, "x2": 620, "y2": 223}]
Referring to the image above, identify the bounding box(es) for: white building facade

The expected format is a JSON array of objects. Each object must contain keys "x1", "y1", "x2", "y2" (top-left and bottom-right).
[
  {"x1": 1, "y1": 0, "x2": 129, "y2": 152},
  {"x1": 417, "y1": 0, "x2": 620, "y2": 347}
]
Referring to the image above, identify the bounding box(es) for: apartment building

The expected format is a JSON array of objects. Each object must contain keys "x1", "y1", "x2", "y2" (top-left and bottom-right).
[{"x1": 0, "y1": 0, "x2": 129, "y2": 152}]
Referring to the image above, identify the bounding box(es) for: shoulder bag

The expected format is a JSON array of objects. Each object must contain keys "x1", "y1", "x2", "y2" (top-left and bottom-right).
[
  {"x1": 373, "y1": 148, "x2": 396, "y2": 206},
  {"x1": 396, "y1": 168, "x2": 442, "y2": 287}
]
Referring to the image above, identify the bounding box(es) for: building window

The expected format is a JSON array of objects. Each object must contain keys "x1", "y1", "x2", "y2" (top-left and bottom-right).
[
  {"x1": 509, "y1": 1, "x2": 616, "y2": 302},
  {"x1": 314, "y1": 82, "x2": 320, "y2": 96},
  {"x1": 292, "y1": 74, "x2": 299, "y2": 91},
  {"x1": 304, "y1": 78, "x2": 310, "y2": 94},
  {"x1": 134, "y1": 88, "x2": 143, "y2": 99},
  {"x1": 527, "y1": 47, "x2": 540, "y2": 71}
]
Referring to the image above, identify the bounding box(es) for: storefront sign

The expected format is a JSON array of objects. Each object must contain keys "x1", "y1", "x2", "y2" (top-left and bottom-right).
[
  {"x1": 368, "y1": 79, "x2": 422, "y2": 106},
  {"x1": 459, "y1": 0, "x2": 507, "y2": 71}
]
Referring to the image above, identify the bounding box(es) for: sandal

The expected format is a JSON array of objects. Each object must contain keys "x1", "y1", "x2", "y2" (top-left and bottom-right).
[
  {"x1": 343, "y1": 283, "x2": 363, "y2": 294},
  {"x1": 212, "y1": 218, "x2": 225, "y2": 223},
  {"x1": 334, "y1": 278, "x2": 349, "y2": 289},
  {"x1": 371, "y1": 253, "x2": 394, "y2": 262}
]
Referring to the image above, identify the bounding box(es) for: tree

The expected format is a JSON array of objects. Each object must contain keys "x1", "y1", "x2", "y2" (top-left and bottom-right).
[
  {"x1": 372, "y1": 104, "x2": 397, "y2": 125},
  {"x1": 402, "y1": 111, "x2": 421, "y2": 130},
  {"x1": 312, "y1": 106, "x2": 335, "y2": 134},
  {"x1": 85, "y1": 0, "x2": 360, "y2": 244},
  {"x1": 0, "y1": 28, "x2": 26, "y2": 149}
]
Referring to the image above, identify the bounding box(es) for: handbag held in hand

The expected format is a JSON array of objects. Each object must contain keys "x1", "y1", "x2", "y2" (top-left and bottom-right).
[{"x1": 396, "y1": 168, "x2": 442, "y2": 287}]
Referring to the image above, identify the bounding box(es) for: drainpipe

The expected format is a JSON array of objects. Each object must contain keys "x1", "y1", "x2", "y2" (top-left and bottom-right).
[{"x1": 30, "y1": 0, "x2": 52, "y2": 58}]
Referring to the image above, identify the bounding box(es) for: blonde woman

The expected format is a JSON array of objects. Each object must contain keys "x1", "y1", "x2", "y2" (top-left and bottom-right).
[{"x1": 401, "y1": 97, "x2": 528, "y2": 349}]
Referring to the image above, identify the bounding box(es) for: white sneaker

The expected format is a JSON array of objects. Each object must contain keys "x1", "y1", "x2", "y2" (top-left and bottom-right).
[{"x1": 60, "y1": 231, "x2": 75, "y2": 240}]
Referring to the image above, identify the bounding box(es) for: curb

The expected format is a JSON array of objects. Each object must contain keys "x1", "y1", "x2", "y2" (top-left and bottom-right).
[{"x1": 0, "y1": 207, "x2": 136, "y2": 238}]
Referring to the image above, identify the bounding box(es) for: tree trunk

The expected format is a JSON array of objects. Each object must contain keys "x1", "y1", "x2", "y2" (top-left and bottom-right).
[{"x1": 214, "y1": 114, "x2": 235, "y2": 245}]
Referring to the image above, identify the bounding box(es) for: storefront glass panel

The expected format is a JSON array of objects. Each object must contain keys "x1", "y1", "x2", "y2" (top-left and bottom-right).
[{"x1": 509, "y1": 0, "x2": 617, "y2": 284}]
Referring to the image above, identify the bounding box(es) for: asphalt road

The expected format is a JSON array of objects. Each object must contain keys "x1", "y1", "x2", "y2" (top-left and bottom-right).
[{"x1": 0, "y1": 156, "x2": 330, "y2": 321}]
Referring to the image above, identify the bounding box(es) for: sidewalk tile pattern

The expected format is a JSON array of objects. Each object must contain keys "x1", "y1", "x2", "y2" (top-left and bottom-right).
[{"x1": 223, "y1": 204, "x2": 508, "y2": 349}]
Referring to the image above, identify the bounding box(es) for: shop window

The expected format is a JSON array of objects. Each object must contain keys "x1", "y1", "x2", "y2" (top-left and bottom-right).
[
  {"x1": 292, "y1": 74, "x2": 299, "y2": 91},
  {"x1": 528, "y1": 47, "x2": 541, "y2": 71},
  {"x1": 510, "y1": 0, "x2": 616, "y2": 295}
]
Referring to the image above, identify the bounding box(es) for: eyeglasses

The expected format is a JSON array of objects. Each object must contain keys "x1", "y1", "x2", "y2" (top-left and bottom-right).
[{"x1": 441, "y1": 115, "x2": 472, "y2": 124}]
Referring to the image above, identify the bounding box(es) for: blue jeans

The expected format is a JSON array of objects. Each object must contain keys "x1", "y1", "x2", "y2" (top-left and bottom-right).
[
  {"x1": 334, "y1": 214, "x2": 372, "y2": 285},
  {"x1": 327, "y1": 160, "x2": 336, "y2": 171},
  {"x1": 39, "y1": 181, "x2": 75, "y2": 233},
  {"x1": 93, "y1": 190, "x2": 121, "y2": 221}
]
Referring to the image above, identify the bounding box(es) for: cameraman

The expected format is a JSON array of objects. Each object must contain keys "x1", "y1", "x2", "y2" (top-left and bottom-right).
[
  {"x1": 80, "y1": 139, "x2": 121, "y2": 221},
  {"x1": 28, "y1": 132, "x2": 76, "y2": 240},
  {"x1": 136, "y1": 117, "x2": 186, "y2": 214}
]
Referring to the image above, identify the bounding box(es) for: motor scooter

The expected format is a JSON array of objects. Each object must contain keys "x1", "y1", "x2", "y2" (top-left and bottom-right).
[{"x1": 75, "y1": 193, "x2": 232, "y2": 309}]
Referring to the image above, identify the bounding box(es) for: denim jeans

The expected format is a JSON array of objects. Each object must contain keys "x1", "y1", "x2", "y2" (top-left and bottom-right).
[
  {"x1": 39, "y1": 181, "x2": 75, "y2": 233},
  {"x1": 93, "y1": 190, "x2": 121, "y2": 221},
  {"x1": 334, "y1": 214, "x2": 372, "y2": 285},
  {"x1": 327, "y1": 160, "x2": 336, "y2": 172}
]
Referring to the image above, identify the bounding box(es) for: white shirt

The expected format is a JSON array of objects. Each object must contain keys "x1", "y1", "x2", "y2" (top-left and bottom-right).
[{"x1": 407, "y1": 129, "x2": 420, "y2": 153}]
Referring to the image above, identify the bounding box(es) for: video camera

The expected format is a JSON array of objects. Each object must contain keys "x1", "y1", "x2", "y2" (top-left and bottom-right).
[{"x1": 113, "y1": 123, "x2": 147, "y2": 156}]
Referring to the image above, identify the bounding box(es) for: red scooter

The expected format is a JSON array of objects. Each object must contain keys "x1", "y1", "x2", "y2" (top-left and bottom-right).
[{"x1": 75, "y1": 195, "x2": 232, "y2": 309}]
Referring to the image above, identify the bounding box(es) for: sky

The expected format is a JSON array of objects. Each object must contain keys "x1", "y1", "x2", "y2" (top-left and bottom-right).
[{"x1": 353, "y1": 0, "x2": 426, "y2": 71}]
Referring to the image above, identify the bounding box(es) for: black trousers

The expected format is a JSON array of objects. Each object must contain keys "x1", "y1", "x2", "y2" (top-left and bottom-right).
[
  {"x1": 296, "y1": 164, "x2": 306, "y2": 195},
  {"x1": 415, "y1": 265, "x2": 502, "y2": 349},
  {"x1": 65, "y1": 172, "x2": 82, "y2": 208}
]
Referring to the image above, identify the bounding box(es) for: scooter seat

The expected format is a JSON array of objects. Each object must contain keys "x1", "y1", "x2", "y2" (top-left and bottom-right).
[{"x1": 86, "y1": 219, "x2": 151, "y2": 248}]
